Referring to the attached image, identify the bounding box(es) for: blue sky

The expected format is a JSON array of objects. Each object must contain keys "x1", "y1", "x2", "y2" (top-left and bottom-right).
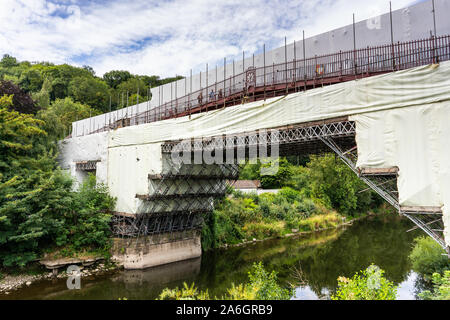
[{"x1": 0, "y1": 0, "x2": 423, "y2": 77}]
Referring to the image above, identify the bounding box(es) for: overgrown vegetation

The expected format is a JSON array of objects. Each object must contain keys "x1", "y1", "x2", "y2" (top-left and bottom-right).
[
  {"x1": 203, "y1": 155, "x2": 382, "y2": 250},
  {"x1": 158, "y1": 262, "x2": 292, "y2": 300},
  {"x1": 0, "y1": 54, "x2": 184, "y2": 269},
  {"x1": 418, "y1": 270, "x2": 450, "y2": 300},
  {"x1": 0, "y1": 54, "x2": 183, "y2": 138},
  {"x1": 409, "y1": 236, "x2": 450, "y2": 281},
  {"x1": 0, "y1": 90, "x2": 115, "y2": 267},
  {"x1": 332, "y1": 265, "x2": 398, "y2": 300}
]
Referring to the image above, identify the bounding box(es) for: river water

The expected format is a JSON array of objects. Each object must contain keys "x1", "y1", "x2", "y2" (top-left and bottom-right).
[{"x1": 1, "y1": 214, "x2": 427, "y2": 300}]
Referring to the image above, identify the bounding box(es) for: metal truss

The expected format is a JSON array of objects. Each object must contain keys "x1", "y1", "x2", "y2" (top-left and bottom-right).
[
  {"x1": 319, "y1": 135, "x2": 449, "y2": 253},
  {"x1": 113, "y1": 117, "x2": 449, "y2": 253},
  {"x1": 111, "y1": 163, "x2": 240, "y2": 241},
  {"x1": 112, "y1": 212, "x2": 203, "y2": 239},
  {"x1": 75, "y1": 160, "x2": 99, "y2": 171},
  {"x1": 161, "y1": 119, "x2": 356, "y2": 154}
]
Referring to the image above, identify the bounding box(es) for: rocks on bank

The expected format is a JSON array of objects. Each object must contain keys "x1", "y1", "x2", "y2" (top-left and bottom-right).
[{"x1": 0, "y1": 258, "x2": 119, "y2": 295}]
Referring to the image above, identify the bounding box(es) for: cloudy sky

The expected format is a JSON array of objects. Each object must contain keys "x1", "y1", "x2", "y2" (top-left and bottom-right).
[{"x1": 0, "y1": 0, "x2": 423, "y2": 77}]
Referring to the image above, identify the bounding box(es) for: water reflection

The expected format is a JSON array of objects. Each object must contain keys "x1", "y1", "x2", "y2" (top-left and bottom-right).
[{"x1": 1, "y1": 214, "x2": 424, "y2": 300}]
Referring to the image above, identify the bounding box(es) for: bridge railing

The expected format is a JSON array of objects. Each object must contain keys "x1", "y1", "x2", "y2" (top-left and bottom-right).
[{"x1": 84, "y1": 35, "x2": 450, "y2": 136}]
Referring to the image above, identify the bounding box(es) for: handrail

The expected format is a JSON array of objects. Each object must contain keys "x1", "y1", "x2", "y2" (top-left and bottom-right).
[{"x1": 74, "y1": 35, "x2": 450, "y2": 137}]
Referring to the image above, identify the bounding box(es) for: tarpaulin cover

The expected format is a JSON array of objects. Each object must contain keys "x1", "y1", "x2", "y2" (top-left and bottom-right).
[{"x1": 64, "y1": 61, "x2": 450, "y2": 245}]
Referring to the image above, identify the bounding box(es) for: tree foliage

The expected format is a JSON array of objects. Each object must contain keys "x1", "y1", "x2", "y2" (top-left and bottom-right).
[
  {"x1": 68, "y1": 76, "x2": 110, "y2": 112},
  {"x1": 409, "y1": 236, "x2": 450, "y2": 280},
  {"x1": 158, "y1": 262, "x2": 292, "y2": 300},
  {"x1": 0, "y1": 55, "x2": 182, "y2": 115},
  {"x1": 0, "y1": 80, "x2": 40, "y2": 114},
  {"x1": 419, "y1": 270, "x2": 450, "y2": 300},
  {"x1": 332, "y1": 264, "x2": 398, "y2": 300},
  {"x1": 307, "y1": 154, "x2": 374, "y2": 215},
  {"x1": 103, "y1": 70, "x2": 132, "y2": 89},
  {"x1": 0, "y1": 94, "x2": 115, "y2": 267}
]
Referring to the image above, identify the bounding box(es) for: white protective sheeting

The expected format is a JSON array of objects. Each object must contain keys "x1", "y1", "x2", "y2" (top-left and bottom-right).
[
  {"x1": 62, "y1": 61, "x2": 450, "y2": 245},
  {"x1": 109, "y1": 61, "x2": 450, "y2": 148},
  {"x1": 106, "y1": 61, "x2": 450, "y2": 246},
  {"x1": 107, "y1": 143, "x2": 163, "y2": 214},
  {"x1": 58, "y1": 132, "x2": 109, "y2": 187},
  {"x1": 350, "y1": 103, "x2": 450, "y2": 247}
]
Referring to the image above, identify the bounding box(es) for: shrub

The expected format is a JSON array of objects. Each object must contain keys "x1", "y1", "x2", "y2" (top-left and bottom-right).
[
  {"x1": 419, "y1": 270, "x2": 450, "y2": 300},
  {"x1": 332, "y1": 264, "x2": 398, "y2": 300},
  {"x1": 65, "y1": 174, "x2": 116, "y2": 250},
  {"x1": 409, "y1": 236, "x2": 450, "y2": 280},
  {"x1": 297, "y1": 213, "x2": 341, "y2": 232},
  {"x1": 278, "y1": 187, "x2": 302, "y2": 203},
  {"x1": 295, "y1": 199, "x2": 317, "y2": 218},
  {"x1": 159, "y1": 282, "x2": 211, "y2": 300},
  {"x1": 213, "y1": 209, "x2": 244, "y2": 246},
  {"x1": 307, "y1": 154, "x2": 372, "y2": 216},
  {"x1": 260, "y1": 158, "x2": 293, "y2": 189},
  {"x1": 158, "y1": 262, "x2": 292, "y2": 300},
  {"x1": 242, "y1": 221, "x2": 285, "y2": 239},
  {"x1": 245, "y1": 262, "x2": 292, "y2": 300}
]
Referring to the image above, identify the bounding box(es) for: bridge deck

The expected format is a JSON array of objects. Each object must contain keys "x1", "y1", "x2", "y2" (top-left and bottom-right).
[{"x1": 82, "y1": 35, "x2": 450, "y2": 136}]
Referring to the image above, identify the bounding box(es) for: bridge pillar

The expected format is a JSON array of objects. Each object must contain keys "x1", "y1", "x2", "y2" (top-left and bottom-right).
[{"x1": 111, "y1": 152, "x2": 239, "y2": 269}]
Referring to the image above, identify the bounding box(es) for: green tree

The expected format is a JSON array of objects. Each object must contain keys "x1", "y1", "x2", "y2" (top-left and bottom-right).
[
  {"x1": 68, "y1": 76, "x2": 110, "y2": 112},
  {"x1": 332, "y1": 264, "x2": 398, "y2": 300},
  {"x1": 260, "y1": 157, "x2": 293, "y2": 189},
  {"x1": 116, "y1": 78, "x2": 148, "y2": 99},
  {"x1": 32, "y1": 77, "x2": 52, "y2": 108},
  {"x1": 63, "y1": 174, "x2": 115, "y2": 250},
  {"x1": 307, "y1": 154, "x2": 371, "y2": 216},
  {"x1": 38, "y1": 97, "x2": 99, "y2": 139},
  {"x1": 19, "y1": 69, "x2": 43, "y2": 92},
  {"x1": 0, "y1": 94, "x2": 57, "y2": 266},
  {"x1": 103, "y1": 70, "x2": 132, "y2": 89},
  {"x1": 419, "y1": 271, "x2": 450, "y2": 300},
  {"x1": 0, "y1": 54, "x2": 18, "y2": 68},
  {"x1": 409, "y1": 236, "x2": 450, "y2": 280}
]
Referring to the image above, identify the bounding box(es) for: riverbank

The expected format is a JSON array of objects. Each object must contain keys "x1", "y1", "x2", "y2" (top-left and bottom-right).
[
  {"x1": 0, "y1": 214, "x2": 421, "y2": 300},
  {"x1": 0, "y1": 214, "x2": 363, "y2": 295},
  {"x1": 202, "y1": 183, "x2": 385, "y2": 250},
  {"x1": 0, "y1": 260, "x2": 119, "y2": 295},
  {"x1": 215, "y1": 212, "x2": 369, "y2": 250}
]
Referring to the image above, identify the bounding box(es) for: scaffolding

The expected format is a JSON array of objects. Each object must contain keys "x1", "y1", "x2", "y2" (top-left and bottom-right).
[
  {"x1": 158, "y1": 118, "x2": 449, "y2": 254},
  {"x1": 111, "y1": 163, "x2": 240, "y2": 243},
  {"x1": 75, "y1": 35, "x2": 450, "y2": 137}
]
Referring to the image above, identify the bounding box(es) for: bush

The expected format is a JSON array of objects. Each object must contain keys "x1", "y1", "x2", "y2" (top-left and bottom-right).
[
  {"x1": 296, "y1": 213, "x2": 341, "y2": 232},
  {"x1": 64, "y1": 174, "x2": 116, "y2": 251},
  {"x1": 242, "y1": 221, "x2": 285, "y2": 239},
  {"x1": 409, "y1": 236, "x2": 450, "y2": 280},
  {"x1": 245, "y1": 262, "x2": 292, "y2": 300},
  {"x1": 332, "y1": 264, "x2": 398, "y2": 300},
  {"x1": 159, "y1": 282, "x2": 211, "y2": 300},
  {"x1": 419, "y1": 270, "x2": 450, "y2": 300},
  {"x1": 158, "y1": 262, "x2": 292, "y2": 300},
  {"x1": 307, "y1": 154, "x2": 372, "y2": 216},
  {"x1": 260, "y1": 158, "x2": 293, "y2": 189}
]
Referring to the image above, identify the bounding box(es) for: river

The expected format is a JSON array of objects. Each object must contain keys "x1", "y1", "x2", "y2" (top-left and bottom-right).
[{"x1": 1, "y1": 213, "x2": 427, "y2": 300}]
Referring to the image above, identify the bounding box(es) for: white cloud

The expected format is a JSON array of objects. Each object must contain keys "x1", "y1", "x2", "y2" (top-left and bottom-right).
[{"x1": 0, "y1": 0, "x2": 421, "y2": 77}]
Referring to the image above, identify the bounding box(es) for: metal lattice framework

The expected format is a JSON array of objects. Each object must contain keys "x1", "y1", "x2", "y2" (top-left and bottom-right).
[
  {"x1": 75, "y1": 160, "x2": 99, "y2": 171},
  {"x1": 162, "y1": 119, "x2": 356, "y2": 154},
  {"x1": 75, "y1": 35, "x2": 450, "y2": 137},
  {"x1": 111, "y1": 117, "x2": 448, "y2": 253},
  {"x1": 111, "y1": 163, "x2": 240, "y2": 242},
  {"x1": 319, "y1": 134, "x2": 448, "y2": 253},
  {"x1": 159, "y1": 118, "x2": 448, "y2": 253}
]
